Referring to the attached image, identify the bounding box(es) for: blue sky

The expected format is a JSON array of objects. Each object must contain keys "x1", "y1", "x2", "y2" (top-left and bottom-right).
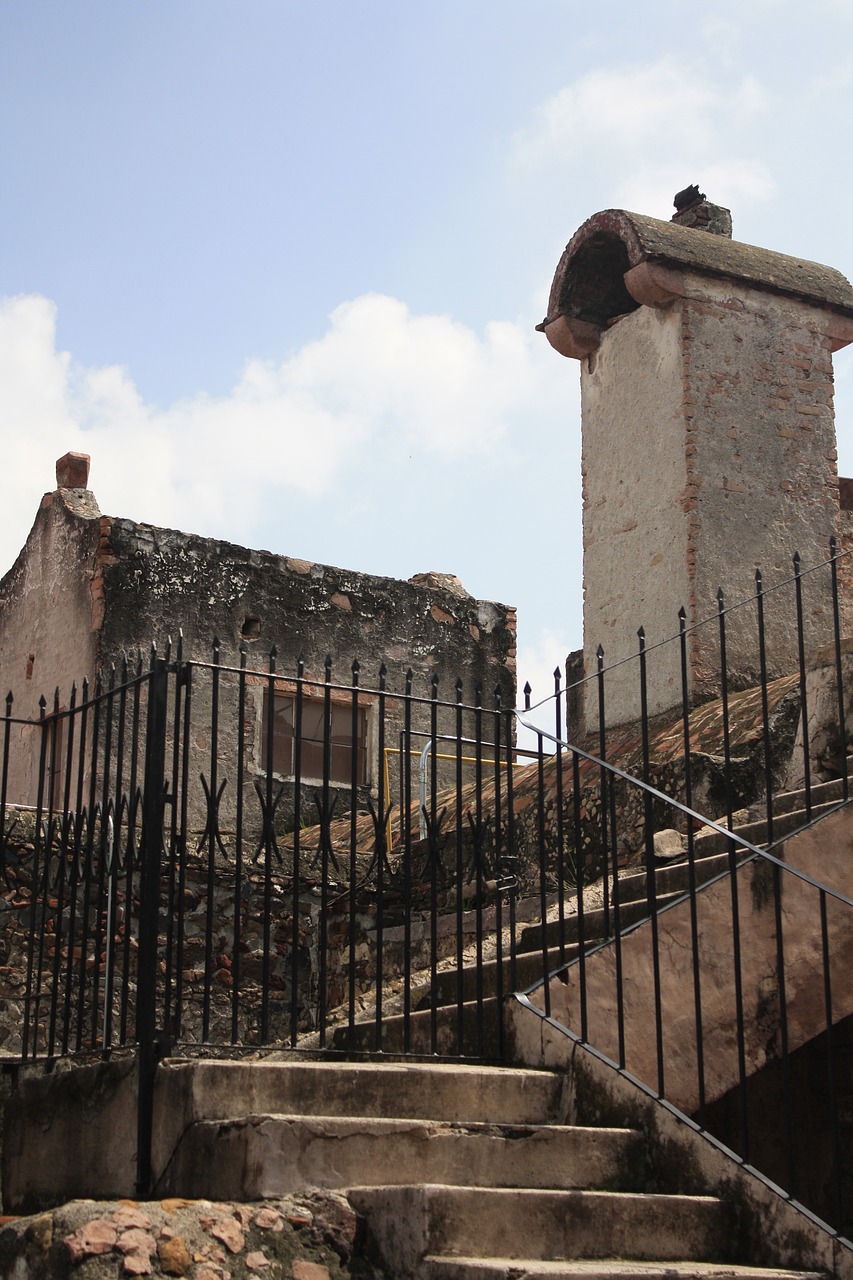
[{"x1": 2, "y1": 0, "x2": 853, "y2": 707}]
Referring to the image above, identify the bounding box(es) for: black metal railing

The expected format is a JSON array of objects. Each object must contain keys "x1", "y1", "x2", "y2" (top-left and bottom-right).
[{"x1": 1, "y1": 542, "x2": 852, "y2": 1213}]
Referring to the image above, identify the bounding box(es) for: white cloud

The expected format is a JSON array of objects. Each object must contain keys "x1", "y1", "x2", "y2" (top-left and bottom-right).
[
  {"x1": 615, "y1": 159, "x2": 776, "y2": 223},
  {"x1": 511, "y1": 59, "x2": 763, "y2": 166},
  {"x1": 510, "y1": 58, "x2": 775, "y2": 226},
  {"x1": 0, "y1": 291, "x2": 567, "y2": 578}
]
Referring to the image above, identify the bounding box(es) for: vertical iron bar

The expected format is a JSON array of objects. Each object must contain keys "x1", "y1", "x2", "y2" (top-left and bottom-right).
[
  {"x1": 202, "y1": 640, "x2": 220, "y2": 1043},
  {"x1": 473, "y1": 683, "x2": 485, "y2": 1058},
  {"x1": 48, "y1": 689, "x2": 77, "y2": 1057},
  {"x1": 596, "y1": 647, "x2": 611, "y2": 940},
  {"x1": 535, "y1": 724, "x2": 551, "y2": 1017},
  {"x1": 772, "y1": 863, "x2": 795, "y2": 1199},
  {"x1": 76, "y1": 675, "x2": 102, "y2": 1052},
  {"x1": 290, "y1": 657, "x2": 304, "y2": 1047},
  {"x1": 719, "y1": 588, "x2": 750, "y2": 1162},
  {"x1": 638, "y1": 628, "x2": 665, "y2": 1098},
  {"x1": 261, "y1": 647, "x2": 277, "y2": 1045},
  {"x1": 830, "y1": 537, "x2": 849, "y2": 802},
  {"x1": 503, "y1": 693, "x2": 518, "y2": 996},
  {"x1": 90, "y1": 669, "x2": 116, "y2": 1049},
  {"x1": 23, "y1": 696, "x2": 49, "y2": 1060},
  {"x1": 347, "y1": 661, "x2": 360, "y2": 1048},
  {"x1": 454, "y1": 677, "x2": 465, "y2": 1054},
  {"x1": 173, "y1": 660, "x2": 192, "y2": 1044},
  {"x1": 374, "y1": 664, "x2": 387, "y2": 1050},
  {"x1": 135, "y1": 657, "x2": 169, "y2": 1197},
  {"x1": 402, "y1": 670, "x2": 414, "y2": 1053},
  {"x1": 429, "y1": 672, "x2": 439, "y2": 1055},
  {"x1": 820, "y1": 889, "x2": 843, "y2": 1232},
  {"x1": 231, "y1": 643, "x2": 247, "y2": 1043},
  {"x1": 679, "y1": 608, "x2": 706, "y2": 1125},
  {"x1": 64, "y1": 678, "x2": 89, "y2": 1054},
  {"x1": 598, "y1": 647, "x2": 625, "y2": 1069},
  {"x1": 163, "y1": 637, "x2": 184, "y2": 1039},
  {"x1": 491, "y1": 684, "x2": 505, "y2": 1059},
  {"x1": 571, "y1": 750, "x2": 587, "y2": 1043},
  {"x1": 793, "y1": 552, "x2": 813, "y2": 819},
  {"x1": 554, "y1": 668, "x2": 566, "y2": 967},
  {"x1": 756, "y1": 571, "x2": 774, "y2": 846},
  {"x1": 121, "y1": 655, "x2": 143, "y2": 1044},
  {"x1": 318, "y1": 655, "x2": 333, "y2": 1049}
]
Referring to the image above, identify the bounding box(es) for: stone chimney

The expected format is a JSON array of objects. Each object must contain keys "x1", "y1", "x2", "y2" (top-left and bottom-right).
[
  {"x1": 539, "y1": 192, "x2": 853, "y2": 725},
  {"x1": 55, "y1": 452, "x2": 90, "y2": 489},
  {"x1": 671, "y1": 183, "x2": 732, "y2": 237}
]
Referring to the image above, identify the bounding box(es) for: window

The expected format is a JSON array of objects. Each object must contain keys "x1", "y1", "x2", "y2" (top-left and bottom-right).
[
  {"x1": 261, "y1": 691, "x2": 367, "y2": 785},
  {"x1": 42, "y1": 711, "x2": 65, "y2": 811}
]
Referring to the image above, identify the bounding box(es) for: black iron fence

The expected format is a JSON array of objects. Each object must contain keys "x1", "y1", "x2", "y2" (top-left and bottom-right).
[{"x1": 1, "y1": 543, "x2": 852, "y2": 1220}]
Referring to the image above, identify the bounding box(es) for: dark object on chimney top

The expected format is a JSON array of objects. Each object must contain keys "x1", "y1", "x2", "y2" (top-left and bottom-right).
[{"x1": 674, "y1": 184, "x2": 705, "y2": 212}]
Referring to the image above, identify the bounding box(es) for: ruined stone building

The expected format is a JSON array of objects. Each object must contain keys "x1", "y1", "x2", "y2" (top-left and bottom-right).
[
  {"x1": 0, "y1": 454, "x2": 517, "y2": 828},
  {"x1": 539, "y1": 188, "x2": 853, "y2": 727}
]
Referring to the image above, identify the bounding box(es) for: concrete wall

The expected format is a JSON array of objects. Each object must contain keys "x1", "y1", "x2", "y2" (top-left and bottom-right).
[
  {"x1": 580, "y1": 275, "x2": 841, "y2": 726},
  {"x1": 506, "y1": 1001, "x2": 852, "y2": 1277},
  {"x1": 528, "y1": 803, "x2": 853, "y2": 1117},
  {"x1": 580, "y1": 305, "x2": 689, "y2": 722},
  {"x1": 0, "y1": 490, "x2": 103, "y2": 806},
  {"x1": 684, "y1": 280, "x2": 840, "y2": 695},
  {"x1": 0, "y1": 483, "x2": 516, "y2": 831}
]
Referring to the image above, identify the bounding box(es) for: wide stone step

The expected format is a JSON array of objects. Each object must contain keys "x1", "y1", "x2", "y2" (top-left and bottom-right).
[
  {"x1": 614, "y1": 850, "x2": 736, "y2": 907},
  {"x1": 519, "y1": 891, "x2": 682, "y2": 954},
  {"x1": 162, "y1": 1114, "x2": 643, "y2": 1200},
  {"x1": 410, "y1": 940, "x2": 584, "y2": 1010},
  {"x1": 348, "y1": 1185, "x2": 729, "y2": 1277},
  {"x1": 330, "y1": 995, "x2": 502, "y2": 1057},
  {"x1": 692, "y1": 799, "x2": 841, "y2": 857},
  {"x1": 156, "y1": 1058, "x2": 564, "y2": 1127},
  {"x1": 422, "y1": 1258, "x2": 825, "y2": 1279},
  {"x1": 763, "y1": 766, "x2": 853, "y2": 819}
]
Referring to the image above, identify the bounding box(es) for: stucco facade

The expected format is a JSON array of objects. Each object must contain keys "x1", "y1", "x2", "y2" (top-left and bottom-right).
[
  {"x1": 0, "y1": 457, "x2": 517, "y2": 826},
  {"x1": 541, "y1": 194, "x2": 853, "y2": 725}
]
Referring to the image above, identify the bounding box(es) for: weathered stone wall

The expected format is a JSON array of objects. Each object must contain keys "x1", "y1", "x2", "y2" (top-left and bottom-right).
[
  {"x1": 580, "y1": 304, "x2": 690, "y2": 721},
  {"x1": 0, "y1": 477, "x2": 516, "y2": 833},
  {"x1": 0, "y1": 490, "x2": 104, "y2": 806},
  {"x1": 684, "y1": 281, "x2": 840, "y2": 693},
  {"x1": 579, "y1": 279, "x2": 841, "y2": 725}
]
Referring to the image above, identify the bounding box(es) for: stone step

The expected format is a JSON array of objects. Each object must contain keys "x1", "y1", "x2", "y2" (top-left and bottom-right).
[
  {"x1": 348, "y1": 1185, "x2": 729, "y2": 1278},
  {"x1": 155, "y1": 1058, "x2": 564, "y2": 1129},
  {"x1": 614, "y1": 850, "x2": 735, "y2": 907},
  {"x1": 409, "y1": 939, "x2": 583, "y2": 1010},
  {"x1": 761, "y1": 765, "x2": 853, "y2": 819},
  {"x1": 162, "y1": 1114, "x2": 643, "y2": 1200},
  {"x1": 518, "y1": 891, "x2": 683, "y2": 954},
  {"x1": 422, "y1": 1258, "x2": 825, "y2": 1279},
  {"x1": 330, "y1": 995, "x2": 503, "y2": 1057},
  {"x1": 692, "y1": 799, "x2": 841, "y2": 857}
]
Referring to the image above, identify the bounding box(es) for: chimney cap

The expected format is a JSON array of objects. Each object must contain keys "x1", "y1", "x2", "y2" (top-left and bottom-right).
[
  {"x1": 673, "y1": 184, "x2": 704, "y2": 212},
  {"x1": 55, "y1": 452, "x2": 90, "y2": 489}
]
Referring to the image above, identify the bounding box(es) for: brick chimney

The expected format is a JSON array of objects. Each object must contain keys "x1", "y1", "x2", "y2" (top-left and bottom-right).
[
  {"x1": 539, "y1": 192, "x2": 853, "y2": 724},
  {"x1": 671, "y1": 183, "x2": 732, "y2": 237},
  {"x1": 55, "y1": 452, "x2": 90, "y2": 489}
]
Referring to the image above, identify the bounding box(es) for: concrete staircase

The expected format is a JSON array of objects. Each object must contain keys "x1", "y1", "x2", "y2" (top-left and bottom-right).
[
  {"x1": 329, "y1": 770, "x2": 853, "y2": 1058},
  {"x1": 154, "y1": 1059, "x2": 823, "y2": 1280}
]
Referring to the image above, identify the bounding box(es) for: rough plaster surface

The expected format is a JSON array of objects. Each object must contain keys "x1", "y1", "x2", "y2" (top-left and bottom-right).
[
  {"x1": 529, "y1": 804, "x2": 853, "y2": 1116},
  {"x1": 574, "y1": 252, "x2": 843, "y2": 727},
  {"x1": 0, "y1": 485, "x2": 516, "y2": 826},
  {"x1": 506, "y1": 1002, "x2": 849, "y2": 1278},
  {"x1": 0, "y1": 493, "x2": 102, "y2": 805},
  {"x1": 580, "y1": 304, "x2": 688, "y2": 722}
]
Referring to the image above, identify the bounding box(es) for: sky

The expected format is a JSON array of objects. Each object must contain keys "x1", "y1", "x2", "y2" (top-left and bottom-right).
[{"x1": 2, "y1": 0, "x2": 853, "y2": 715}]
